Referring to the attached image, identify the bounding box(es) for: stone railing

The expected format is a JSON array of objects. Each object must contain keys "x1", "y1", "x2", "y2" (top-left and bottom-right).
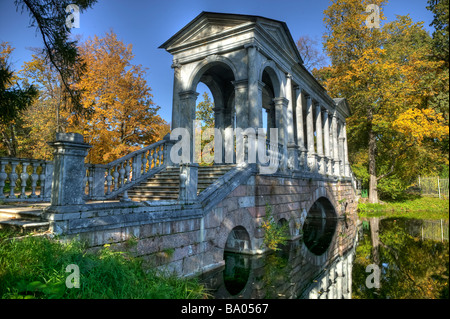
[
  {"x1": 0, "y1": 157, "x2": 53, "y2": 202},
  {"x1": 85, "y1": 139, "x2": 174, "y2": 201}
]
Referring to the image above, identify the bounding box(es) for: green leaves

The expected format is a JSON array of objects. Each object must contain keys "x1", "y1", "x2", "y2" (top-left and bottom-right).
[{"x1": 260, "y1": 204, "x2": 290, "y2": 251}]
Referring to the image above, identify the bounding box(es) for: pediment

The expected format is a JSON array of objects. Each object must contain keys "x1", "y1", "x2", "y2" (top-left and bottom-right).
[
  {"x1": 160, "y1": 12, "x2": 253, "y2": 51},
  {"x1": 160, "y1": 12, "x2": 303, "y2": 65},
  {"x1": 257, "y1": 21, "x2": 303, "y2": 64},
  {"x1": 334, "y1": 98, "x2": 351, "y2": 117}
]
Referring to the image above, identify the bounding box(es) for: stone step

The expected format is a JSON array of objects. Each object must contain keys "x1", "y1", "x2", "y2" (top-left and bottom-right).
[
  {"x1": 121, "y1": 165, "x2": 235, "y2": 201},
  {"x1": 0, "y1": 218, "x2": 50, "y2": 234},
  {"x1": 0, "y1": 207, "x2": 44, "y2": 221}
]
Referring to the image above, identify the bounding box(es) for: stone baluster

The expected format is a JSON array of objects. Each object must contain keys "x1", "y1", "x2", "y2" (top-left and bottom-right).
[
  {"x1": 118, "y1": 163, "x2": 125, "y2": 187},
  {"x1": 113, "y1": 166, "x2": 120, "y2": 190},
  {"x1": 125, "y1": 160, "x2": 131, "y2": 183},
  {"x1": 8, "y1": 160, "x2": 19, "y2": 198},
  {"x1": 142, "y1": 151, "x2": 148, "y2": 173},
  {"x1": 30, "y1": 162, "x2": 39, "y2": 198},
  {"x1": 0, "y1": 160, "x2": 7, "y2": 199},
  {"x1": 158, "y1": 146, "x2": 164, "y2": 166},
  {"x1": 39, "y1": 163, "x2": 46, "y2": 199},
  {"x1": 19, "y1": 162, "x2": 30, "y2": 199},
  {"x1": 106, "y1": 168, "x2": 113, "y2": 195},
  {"x1": 147, "y1": 150, "x2": 154, "y2": 170}
]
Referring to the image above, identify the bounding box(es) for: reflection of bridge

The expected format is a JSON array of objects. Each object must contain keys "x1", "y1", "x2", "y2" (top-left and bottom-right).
[
  {"x1": 203, "y1": 219, "x2": 358, "y2": 299},
  {"x1": 0, "y1": 12, "x2": 359, "y2": 279}
]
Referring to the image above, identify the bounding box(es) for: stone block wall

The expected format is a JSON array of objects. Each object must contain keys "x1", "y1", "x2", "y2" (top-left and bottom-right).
[{"x1": 47, "y1": 171, "x2": 358, "y2": 278}]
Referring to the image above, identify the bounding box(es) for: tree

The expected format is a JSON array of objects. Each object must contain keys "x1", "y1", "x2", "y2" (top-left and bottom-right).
[
  {"x1": 320, "y1": 0, "x2": 448, "y2": 202},
  {"x1": 296, "y1": 35, "x2": 328, "y2": 72},
  {"x1": 0, "y1": 42, "x2": 37, "y2": 157},
  {"x1": 17, "y1": 51, "x2": 67, "y2": 159},
  {"x1": 68, "y1": 30, "x2": 169, "y2": 164},
  {"x1": 195, "y1": 91, "x2": 215, "y2": 165},
  {"x1": 14, "y1": 0, "x2": 97, "y2": 115},
  {"x1": 427, "y1": 0, "x2": 449, "y2": 66}
]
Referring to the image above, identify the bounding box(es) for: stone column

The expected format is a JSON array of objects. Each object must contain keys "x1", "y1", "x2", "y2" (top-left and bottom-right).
[
  {"x1": 178, "y1": 90, "x2": 199, "y2": 163},
  {"x1": 232, "y1": 80, "x2": 249, "y2": 130},
  {"x1": 177, "y1": 91, "x2": 199, "y2": 199},
  {"x1": 331, "y1": 112, "x2": 341, "y2": 177},
  {"x1": 273, "y1": 97, "x2": 289, "y2": 171},
  {"x1": 315, "y1": 103, "x2": 324, "y2": 174},
  {"x1": 247, "y1": 45, "x2": 262, "y2": 130},
  {"x1": 171, "y1": 60, "x2": 182, "y2": 130},
  {"x1": 285, "y1": 74, "x2": 298, "y2": 170},
  {"x1": 323, "y1": 109, "x2": 331, "y2": 175},
  {"x1": 295, "y1": 86, "x2": 307, "y2": 171},
  {"x1": 48, "y1": 133, "x2": 91, "y2": 206},
  {"x1": 305, "y1": 94, "x2": 317, "y2": 173}
]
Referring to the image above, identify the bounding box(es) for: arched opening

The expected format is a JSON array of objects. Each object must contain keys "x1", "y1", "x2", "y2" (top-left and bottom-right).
[
  {"x1": 261, "y1": 67, "x2": 280, "y2": 141},
  {"x1": 224, "y1": 225, "x2": 252, "y2": 254},
  {"x1": 302, "y1": 197, "x2": 337, "y2": 256},
  {"x1": 191, "y1": 62, "x2": 236, "y2": 164}
]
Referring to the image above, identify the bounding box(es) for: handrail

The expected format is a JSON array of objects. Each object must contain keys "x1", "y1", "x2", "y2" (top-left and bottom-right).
[
  {"x1": 84, "y1": 139, "x2": 174, "y2": 200},
  {"x1": 106, "y1": 140, "x2": 166, "y2": 168}
]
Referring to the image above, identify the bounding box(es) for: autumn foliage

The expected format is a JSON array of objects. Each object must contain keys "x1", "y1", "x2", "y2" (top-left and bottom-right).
[{"x1": 0, "y1": 31, "x2": 169, "y2": 163}]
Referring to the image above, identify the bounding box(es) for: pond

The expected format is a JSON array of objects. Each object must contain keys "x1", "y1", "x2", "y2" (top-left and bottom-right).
[{"x1": 201, "y1": 217, "x2": 449, "y2": 299}]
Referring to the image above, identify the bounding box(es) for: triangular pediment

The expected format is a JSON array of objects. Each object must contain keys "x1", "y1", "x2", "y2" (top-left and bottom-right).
[
  {"x1": 334, "y1": 98, "x2": 351, "y2": 117},
  {"x1": 160, "y1": 12, "x2": 303, "y2": 65},
  {"x1": 257, "y1": 20, "x2": 303, "y2": 64},
  {"x1": 159, "y1": 12, "x2": 254, "y2": 51}
]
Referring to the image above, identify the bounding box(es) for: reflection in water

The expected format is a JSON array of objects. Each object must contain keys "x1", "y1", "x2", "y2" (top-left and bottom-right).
[
  {"x1": 202, "y1": 215, "x2": 449, "y2": 299},
  {"x1": 202, "y1": 218, "x2": 356, "y2": 299},
  {"x1": 303, "y1": 217, "x2": 337, "y2": 255},
  {"x1": 223, "y1": 253, "x2": 251, "y2": 296},
  {"x1": 353, "y1": 218, "x2": 449, "y2": 299}
]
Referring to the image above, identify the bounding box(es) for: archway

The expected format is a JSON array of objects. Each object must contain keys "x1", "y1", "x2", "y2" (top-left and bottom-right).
[
  {"x1": 261, "y1": 66, "x2": 281, "y2": 141},
  {"x1": 189, "y1": 61, "x2": 237, "y2": 164},
  {"x1": 302, "y1": 197, "x2": 337, "y2": 256},
  {"x1": 224, "y1": 225, "x2": 252, "y2": 254}
]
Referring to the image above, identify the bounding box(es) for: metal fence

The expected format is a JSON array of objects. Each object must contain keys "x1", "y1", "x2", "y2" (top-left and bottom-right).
[{"x1": 418, "y1": 176, "x2": 449, "y2": 199}]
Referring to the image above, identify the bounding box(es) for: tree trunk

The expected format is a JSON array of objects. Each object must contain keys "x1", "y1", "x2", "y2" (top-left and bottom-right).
[
  {"x1": 367, "y1": 107, "x2": 378, "y2": 204},
  {"x1": 369, "y1": 217, "x2": 380, "y2": 265}
]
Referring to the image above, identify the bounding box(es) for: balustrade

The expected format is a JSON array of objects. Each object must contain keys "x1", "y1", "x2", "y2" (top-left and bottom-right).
[
  {"x1": 0, "y1": 157, "x2": 53, "y2": 201},
  {"x1": 84, "y1": 140, "x2": 172, "y2": 200}
]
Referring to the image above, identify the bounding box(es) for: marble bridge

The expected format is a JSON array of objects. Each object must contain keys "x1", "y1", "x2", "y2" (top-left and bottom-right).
[{"x1": 0, "y1": 12, "x2": 359, "y2": 293}]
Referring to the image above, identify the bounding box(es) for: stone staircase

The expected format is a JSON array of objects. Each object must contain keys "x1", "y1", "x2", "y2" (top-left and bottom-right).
[
  {"x1": 124, "y1": 165, "x2": 234, "y2": 201},
  {"x1": 0, "y1": 204, "x2": 50, "y2": 234}
]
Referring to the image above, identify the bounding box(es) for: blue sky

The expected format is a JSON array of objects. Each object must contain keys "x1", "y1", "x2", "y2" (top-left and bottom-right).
[{"x1": 0, "y1": 0, "x2": 435, "y2": 123}]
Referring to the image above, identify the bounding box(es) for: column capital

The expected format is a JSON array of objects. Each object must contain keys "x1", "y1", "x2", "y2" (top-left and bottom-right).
[
  {"x1": 178, "y1": 90, "x2": 199, "y2": 100},
  {"x1": 272, "y1": 97, "x2": 289, "y2": 107},
  {"x1": 231, "y1": 79, "x2": 248, "y2": 89}
]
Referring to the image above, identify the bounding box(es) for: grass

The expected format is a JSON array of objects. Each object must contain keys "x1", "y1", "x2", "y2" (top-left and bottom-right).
[
  {"x1": 0, "y1": 231, "x2": 209, "y2": 299},
  {"x1": 358, "y1": 195, "x2": 449, "y2": 219}
]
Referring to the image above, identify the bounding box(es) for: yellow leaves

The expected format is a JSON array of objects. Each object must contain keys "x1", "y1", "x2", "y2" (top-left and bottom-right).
[
  {"x1": 393, "y1": 108, "x2": 449, "y2": 144},
  {"x1": 66, "y1": 30, "x2": 168, "y2": 164}
]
